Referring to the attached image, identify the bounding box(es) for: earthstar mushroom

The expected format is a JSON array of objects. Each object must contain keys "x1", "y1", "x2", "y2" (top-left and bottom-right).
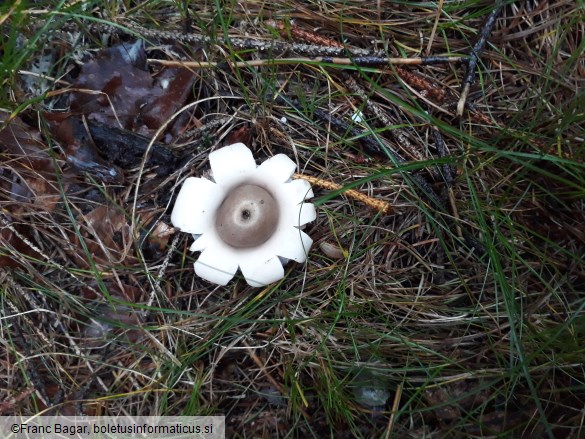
[{"x1": 171, "y1": 143, "x2": 316, "y2": 287}]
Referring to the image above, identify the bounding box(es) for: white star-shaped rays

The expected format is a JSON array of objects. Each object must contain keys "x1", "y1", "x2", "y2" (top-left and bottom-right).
[{"x1": 171, "y1": 143, "x2": 316, "y2": 287}]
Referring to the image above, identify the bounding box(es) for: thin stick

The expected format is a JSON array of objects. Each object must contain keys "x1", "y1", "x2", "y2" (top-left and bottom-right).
[
  {"x1": 342, "y1": 74, "x2": 434, "y2": 170},
  {"x1": 457, "y1": 3, "x2": 503, "y2": 116},
  {"x1": 293, "y1": 173, "x2": 393, "y2": 215},
  {"x1": 432, "y1": 128, "x2": 454, "y2": 186},
  {"x1": 62, "y1": 20, "x2": 381, "y2": 58},
  {"x1": 45, "y1": 20, "x2": 465, "y2": 65},
  {"x1": 149, "y1": 55, "x2": 465, "y2": 69},
  {"x1": 385, "y1": 384, "x2": 403, "y2": 439}
]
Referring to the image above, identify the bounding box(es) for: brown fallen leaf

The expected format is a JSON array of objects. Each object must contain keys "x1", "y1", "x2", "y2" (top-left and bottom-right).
[
  {"x1": 1, "y1": 115, "x2": 48, "y2": 165},
  {"x1": 0, "y1": 387, "x2": 35, "y2": 415},
  {"x1": 84, "y1": 302, "x2": 143, "y2": 346},
  {"x1": 0, "y1": 113, "x2": 64, "y2": 212},
  {"x1": 84, "y1": 205, "x2": 130, "y2": 250},
  {"x1": 146, "y1": 221, "x2": 174, "y2": 252},
  {"x1": 225, "y1": 124, "x2": 254, "y2": 146},
  {"x1": 70, "y1": 40, "x2": 153, "y2": 130},
  {"x1": 68, "y1": 204, "x2": 134, "y2": 267},
  {"x1": 140, "y1": 67, "x2": 196, "y2": 130},
  {"x1": 69, "y1": 40, "x2": 196, "y2": 137}
]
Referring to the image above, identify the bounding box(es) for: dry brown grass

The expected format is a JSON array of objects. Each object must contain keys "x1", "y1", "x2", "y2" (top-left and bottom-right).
[{"x1": 1, "y1": 1, "x2": 584, "y2": 437}]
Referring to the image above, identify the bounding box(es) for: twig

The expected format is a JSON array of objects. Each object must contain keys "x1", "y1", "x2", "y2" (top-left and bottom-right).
[
  {"x1": 176, "y1": 117, "x2": 232, "y2": 143},
  {"x1": 432, "y1": 128, "x2": 454, "y2": 186},
  {"x1": 385, "y1": 383, "x2": 403, "y2": 439},
  {"x1": 62, "y1": 20, "x2": 382, "y2": 58},
  {"x1": 433, "y1": 128, "x2": 463, "y2": 239},
  {"x1": 146, "y1": 233, "x2": 180, "y2": 311},
  {"x1": 86, "y1": 120, "x2": 177, "y2": 171},
  {"x1": 457, "y1": 3, "x2": 503, "y2": 116},
  {"x1": 293, "y1": 173, "x2": 393, "y2": 215},
  {"x1": 342, "y1": 74, "x2": 433, "y2": 168},
  {"x1": 149, "y1": 55, "x2": 465, "y2": 69}
]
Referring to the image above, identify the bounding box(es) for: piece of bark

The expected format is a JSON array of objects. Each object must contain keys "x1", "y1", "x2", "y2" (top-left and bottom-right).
[
  {"x1": 52, "y1": 116, "x2": 124, "y2": 183},
  {"x1": 52, "y1": 116, "x2": 177, "y2": 177},
  {"x1": 87, "y1": 120, "x2": 178, "y2": 175}
]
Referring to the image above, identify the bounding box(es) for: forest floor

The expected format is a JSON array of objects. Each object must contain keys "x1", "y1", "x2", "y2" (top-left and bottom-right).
[{"x1": 1, "y1": 1, "x2": 584, "y2": 437}]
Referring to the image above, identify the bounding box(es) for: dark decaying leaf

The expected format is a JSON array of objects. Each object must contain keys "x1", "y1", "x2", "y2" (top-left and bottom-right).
[
  {"x1": 224, "y1": 124, "x2": 254, "y2": 146},
  {"x1": 140, "y1": 67, "x2": 196, "y2": 130},
  {"x1": 84, "y1": 205, "x2": 131, "y2": 253},
  {"x1": 144, "y1": 221, "x2": 173, "y2": 252},
  {"x1": 0, "y1": 223, "x2": 40, "y2": 268},
  {"x1": 0, "y1": 114, "x2": 52, "y2": 170},
  {"x1": 423, "y1": 379, "x2": 525, "y2": 433},
  {"x1": 70, "y1": 40, "x2": 152, "y2": 130},
  {"x1": 0, "y1": 115, "x2": 62, "y2": 267},
  {"x1": 84, "y1": 302, "x2": 143, "y2": 346},
  {"x1": 46, "y1": 40, "x2": 197, "y2": 180},
  {"x1": 69, "y1": 39, "x2": 195, "y2": 135}
]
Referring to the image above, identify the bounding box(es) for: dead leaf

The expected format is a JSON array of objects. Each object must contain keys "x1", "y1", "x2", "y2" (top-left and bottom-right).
[
  {"x1": 69, "y1": 204, "x2": 134, "y2": 267},
  {"x1": 424, "y1": 379, "x2": 493, "y2": 425},
  {"x1": 147, "y1": 221, "x2": 174, "y2": 251},
  {"x1": 84, "y1": 302, "x2": 143, "y2": 346},
  {"x1": 140, "y1": 67, "x2": 196, "y2": 130},
  {"x1": 70, "y1": 40, "x2": 152, "y2": 130},
  {"x1": 225, "y1": 124, "x2": 253, "y2": 146},
  {"x1": 85, "y1": 204, "x2": 131, "y2": 254},
  {"x1": 0, "y1": 113, "x2": 63, "y2": 212},
  {"x1": 0, "y1": 221, "x2": 40, "y2": 268},
  {"x1": 0, "y1": 113, "x2": 51, "y2": 170}
]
